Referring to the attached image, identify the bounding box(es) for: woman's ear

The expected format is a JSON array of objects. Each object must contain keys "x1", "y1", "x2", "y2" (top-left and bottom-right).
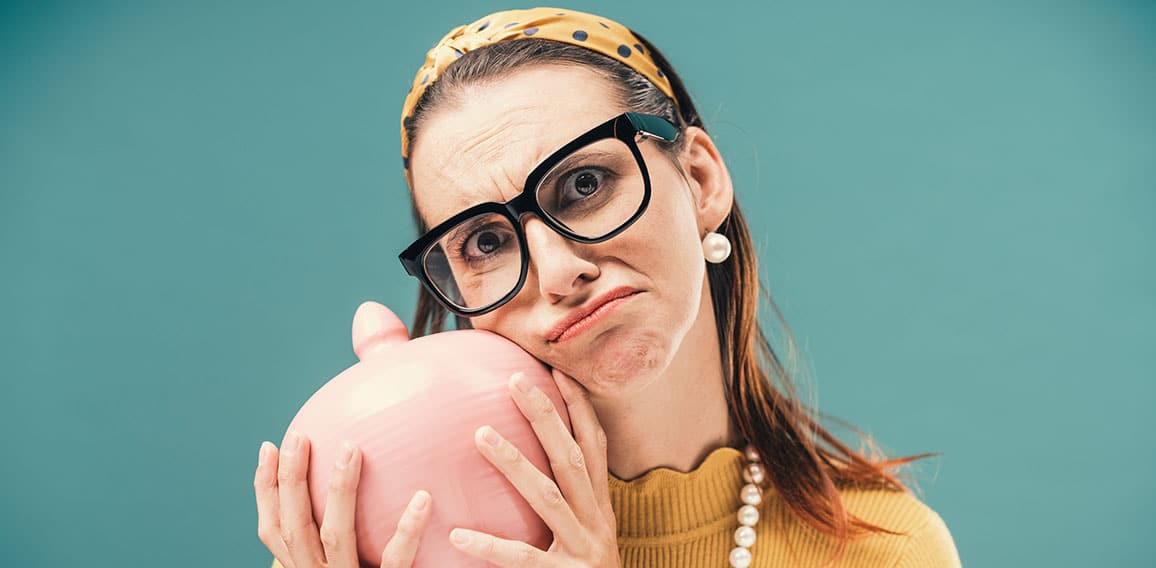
[{"x1": 678, "y1": 126, "x2": 735, "y2": 235}]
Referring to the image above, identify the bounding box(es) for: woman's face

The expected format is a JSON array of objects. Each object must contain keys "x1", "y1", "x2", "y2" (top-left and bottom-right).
[{"x1": 408, "y1": 64, "x2": 722, "y2": 398}]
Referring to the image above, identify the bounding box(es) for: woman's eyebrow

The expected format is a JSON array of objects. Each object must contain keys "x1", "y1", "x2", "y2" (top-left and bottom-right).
[
  {"x1": 541, "y1": 149, "x2": 622, "y2": 183},
  {"x1": 444, "y1": 215, "x2": 491, "y2": 244}
]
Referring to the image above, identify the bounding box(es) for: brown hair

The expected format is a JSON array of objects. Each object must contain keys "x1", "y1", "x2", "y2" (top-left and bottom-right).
[{"x1": 402, "y1": 35, "x2": 937, "y2": 559}]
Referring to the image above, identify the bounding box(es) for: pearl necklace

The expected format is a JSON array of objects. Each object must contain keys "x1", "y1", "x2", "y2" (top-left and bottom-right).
[{"x1": 729, "y1": 444, "x2": 767, "y2": 568}]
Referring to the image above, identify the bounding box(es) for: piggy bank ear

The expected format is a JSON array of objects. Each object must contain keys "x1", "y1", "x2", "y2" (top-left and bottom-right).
[{"x1": 352, "y1": 301, "x2": 410, "y2": 361}]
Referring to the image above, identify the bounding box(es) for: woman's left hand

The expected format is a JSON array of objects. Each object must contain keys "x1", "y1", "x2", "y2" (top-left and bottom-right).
[{"x1": 449, "y1": 368, "x2": 621, "y2": 567}]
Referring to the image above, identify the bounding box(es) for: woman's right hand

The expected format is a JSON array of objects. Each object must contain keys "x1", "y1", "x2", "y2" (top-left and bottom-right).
[{"x1": 254, "y1": 430, "x2": 434, "y2": 568}]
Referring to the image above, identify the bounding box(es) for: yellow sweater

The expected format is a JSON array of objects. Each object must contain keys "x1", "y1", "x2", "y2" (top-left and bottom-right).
[
  {"x1": 607, "y1": 446, "x2": 960, "y2": 567},
  {"x1": 271, "y1": 446, "x2": 960, "y2": 567}
]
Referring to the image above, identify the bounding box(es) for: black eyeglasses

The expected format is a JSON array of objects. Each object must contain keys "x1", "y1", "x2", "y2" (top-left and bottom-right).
[{"x1": 398, "y1": 112, "x2": 679, "y2": 317}]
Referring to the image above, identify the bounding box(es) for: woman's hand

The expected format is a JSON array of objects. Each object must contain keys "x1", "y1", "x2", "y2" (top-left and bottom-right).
[
  {"x1": 449, "y1": 368, "x2": 621, "y2": 567},
  {"x1": 254, "y1": 432, "x2": 435, "y2": 568}
]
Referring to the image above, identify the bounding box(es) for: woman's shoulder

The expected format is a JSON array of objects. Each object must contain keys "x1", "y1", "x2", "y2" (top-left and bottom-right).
[
  {"x1": 836, "y1": 486, "x2": 961, "y2": 567},
  {"x1": 836, "y1": 485, "x2": 949, "y2": 534},
  {"x1": 769, "y1": 485, "x2": 961, "y2": 567}
]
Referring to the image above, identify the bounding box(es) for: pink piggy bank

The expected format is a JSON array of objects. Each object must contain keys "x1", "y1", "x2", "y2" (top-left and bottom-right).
[{"x1": 284, "y1": 301, "x2": 570, "y2": 567}]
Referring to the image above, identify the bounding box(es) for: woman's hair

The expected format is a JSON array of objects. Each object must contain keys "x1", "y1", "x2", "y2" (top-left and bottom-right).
[{"x1": 402, "y1": 35, "x2": 936, "y2": 556}]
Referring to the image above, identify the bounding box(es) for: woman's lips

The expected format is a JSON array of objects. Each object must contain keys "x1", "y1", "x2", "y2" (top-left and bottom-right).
[{"x1": 552, "y1": 291, "x2": 641, "y2": 344}]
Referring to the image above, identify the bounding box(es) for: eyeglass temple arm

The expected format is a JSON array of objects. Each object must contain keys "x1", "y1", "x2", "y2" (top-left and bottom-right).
[{"x1": 625, "y1": 112, "x2": 679, "y2": 143}]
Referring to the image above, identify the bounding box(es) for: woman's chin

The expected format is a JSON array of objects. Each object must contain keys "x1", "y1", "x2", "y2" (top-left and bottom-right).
[{"x1": 576, "y1": 331, "x2": 670, "y2": 396}]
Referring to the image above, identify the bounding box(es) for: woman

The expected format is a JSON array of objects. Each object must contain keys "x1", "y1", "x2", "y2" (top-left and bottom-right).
[{"x1": 254, "y1": 7, "x2": 961, "y2": 567}]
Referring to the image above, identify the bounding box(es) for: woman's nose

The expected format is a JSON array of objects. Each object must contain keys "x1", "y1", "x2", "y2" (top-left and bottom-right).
[{"x1": 521, "y1": 216, "x2": 599, "y2": 302}]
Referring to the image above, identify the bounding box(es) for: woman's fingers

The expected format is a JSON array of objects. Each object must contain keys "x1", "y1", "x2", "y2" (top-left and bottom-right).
[
  {"x1": 380, "y1": 491, "x2": 433, "y2": 568},
  {"x1": 449, "y1": 527, "x2": 549, "y2": 567},
  {"x1": 474, "y1": 423, "x2": 585, "y2": 542},
  {"x1": 254, "y1": 442, "x2": 293, "y2": 567},
  {"x1": 276, "y1": 431, "x2": 327, "y2": 568},
  {"x1": 550, "y1": 368, "x2": 615, "y2": 524},
  {"x1": 317, "y1": 441, "x2": 362, "y2": 567},
  {"x1": 257, "y1": 436, "x2": 429, "y2": 568},
  {"x1": 507, "y1": 372, "x2": 601, "y2": 524}
]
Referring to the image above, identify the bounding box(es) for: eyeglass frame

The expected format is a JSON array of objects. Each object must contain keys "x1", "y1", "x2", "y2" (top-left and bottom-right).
[{"x1": 398, "y1": 111, "x2": 680, "y2": 318}]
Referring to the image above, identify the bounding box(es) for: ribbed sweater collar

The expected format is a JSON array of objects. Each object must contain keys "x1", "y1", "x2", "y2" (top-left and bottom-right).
[{"x1": 607, "y1": 446, "x2": 751, "y2": 543}]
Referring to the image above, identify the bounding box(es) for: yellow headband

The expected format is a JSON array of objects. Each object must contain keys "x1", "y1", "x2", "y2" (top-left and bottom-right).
[{"x1": 399, "y1": 7, "x2": 677, "y2": 187}]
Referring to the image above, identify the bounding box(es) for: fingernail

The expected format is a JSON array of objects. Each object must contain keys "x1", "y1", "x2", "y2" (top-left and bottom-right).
[
  {"x1": 410, "y1": 490, "x2": 430, "y2": 512},
  {"x1": 511, "y1": 372, "x2": 532, "y2": 394},
  {"x1": 336, "y1": 441, "x2": 356, "y2": 469},
  {"x1": 450, "y1": 528, "x2": 471, "y2": 546},
  {"x1": 282, "y1": 430, "x2": 300, "y2": 455},
  {"x1": 258, "y1": 442, "x2": 271, "y2": 467},
  {"x1": 481, "y1": 426, "x2": 501, "y2": 447}
]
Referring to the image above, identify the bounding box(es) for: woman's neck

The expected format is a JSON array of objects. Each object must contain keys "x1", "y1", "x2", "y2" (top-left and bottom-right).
[{"x1": 591, "y1": 279, "x2": 740, "y2": 481}]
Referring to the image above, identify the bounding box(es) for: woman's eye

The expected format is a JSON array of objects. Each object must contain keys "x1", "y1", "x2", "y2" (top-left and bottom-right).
[
  {"x1": 462, "y1": 228, "x2": 510, "y2": 259},
  {"x1": 559, "y1": 168, "x2": 609, "y2": 205},
  {"x1": 571, "y1": 170, "x2": 602, "y2": 196}
]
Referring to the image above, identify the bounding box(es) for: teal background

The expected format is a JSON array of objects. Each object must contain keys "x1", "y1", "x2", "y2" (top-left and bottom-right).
[{"x1": 1, "y1": 0, "x2": 1152, "y2": 566}]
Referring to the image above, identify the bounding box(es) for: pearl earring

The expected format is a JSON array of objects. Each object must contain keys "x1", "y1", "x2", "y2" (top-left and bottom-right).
[{"x1": 702, "y1": 231, "x2": 732, "y2": 263}]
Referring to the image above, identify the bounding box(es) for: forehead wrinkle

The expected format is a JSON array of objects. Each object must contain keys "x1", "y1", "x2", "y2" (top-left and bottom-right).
[
  {"x1": 411, "y1": 65, "x2": 625, "y2": 229},
  {"x1": 425, "y1": 122, "x2": 556, "y2": 227}
]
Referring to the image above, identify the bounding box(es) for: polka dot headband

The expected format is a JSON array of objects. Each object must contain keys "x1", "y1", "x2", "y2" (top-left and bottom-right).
[{"x1": 399, "y1": 6, "x2": 678, "y2": 188}]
